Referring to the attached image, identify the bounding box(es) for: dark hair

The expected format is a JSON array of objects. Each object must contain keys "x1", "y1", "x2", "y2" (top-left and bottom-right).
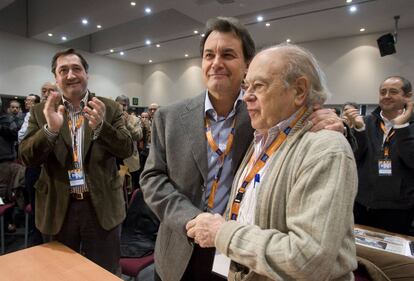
[
  {"x1": 383, "y1": 76, "x2": 412, "y2": 95},
  {"x1": 342, "y1": 102, "x2": 358, "y2": 110},
  {"x1": 51, "y1": 48, "x2": 89, "y2": 75},
  {"x1": 9, "y1": 99, "x2": 21, "y2": 107},
  {"x1": 28, "y1": 94, "x2": 41, "y2": 104},
  {"x1": 200, "y1": 17, "x2": 255, "y2": 63}
]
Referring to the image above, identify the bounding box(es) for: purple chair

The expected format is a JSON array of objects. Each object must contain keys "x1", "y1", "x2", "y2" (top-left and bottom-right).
[
  {"x1": 0, "y1": 202, "x2": 15, "y2": 254},
  {"x1": 119, "y1": 253, "x2": 154, "y2": 280}
]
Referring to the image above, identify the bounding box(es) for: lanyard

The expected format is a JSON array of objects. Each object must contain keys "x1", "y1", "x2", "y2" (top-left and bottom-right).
[
  {"x1": 205, "y1": 117, "x2": 236, "y2": 209},
  {"x1": 67, "y1": 111, "x2": 84, "y2": 167},
  {"x1": 230, "y1": 107, "x2": 307, "y2": 220},
  {"x1": 380, "y1": 121, "x2": 395, "y2": 158}
]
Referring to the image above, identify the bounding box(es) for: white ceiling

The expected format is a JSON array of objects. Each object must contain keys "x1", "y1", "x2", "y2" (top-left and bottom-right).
[{"x1": 1, "y1": 0, "x2": 413, "y2": 65}]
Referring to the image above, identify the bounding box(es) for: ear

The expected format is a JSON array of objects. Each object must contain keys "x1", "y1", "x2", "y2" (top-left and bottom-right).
[{"x1": 293, "y1": 76, "x2": 309, "y2": 107}]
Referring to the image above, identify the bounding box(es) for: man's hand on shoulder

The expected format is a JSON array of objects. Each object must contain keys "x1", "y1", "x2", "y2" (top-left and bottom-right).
[{"x1": 309, "y1": 106, "x2": 344, "y2": 133}]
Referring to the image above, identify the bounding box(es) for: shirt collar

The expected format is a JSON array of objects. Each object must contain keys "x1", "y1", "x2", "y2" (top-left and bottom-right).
[
  {"x1": 204, "y1": 89, "x2": 244, "y2": 121},
  {"x1": 254, "y1": 107, "x2": 304, "y2": 149},
  {"x1": 62, "y1": 90, "x2": 89, "y2": 112}
]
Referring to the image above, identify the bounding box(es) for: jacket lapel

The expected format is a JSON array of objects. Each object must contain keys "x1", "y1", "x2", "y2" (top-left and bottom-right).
[
  {"x1": 82, "y1": 92, "x2": 95, "y2": 162},
  {"x1": 180, "y1": 93, "x2": 208, "y2": 183}
]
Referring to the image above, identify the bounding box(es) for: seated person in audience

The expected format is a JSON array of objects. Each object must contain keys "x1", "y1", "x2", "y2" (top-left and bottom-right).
[
  {"x1": 20, "y1": 48, "x2": 133, "y2": 274},
  {"x1": 344, "y1": 76, "x2": 414, "y2": 236},
  {"x1": 186, "y1": 44, "x2": 358, "y2": 281}
]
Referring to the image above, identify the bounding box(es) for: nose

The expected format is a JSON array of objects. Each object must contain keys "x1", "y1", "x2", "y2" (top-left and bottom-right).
[
  {"x1": 243, "y1": 90, "x2": 256, "y2": 103},
  {"x1": 211, "y1": 55, "x2": 223, "y2": 68},
  {"x1": 67, "y1": 69, "x2": 76, "y2": 79}
]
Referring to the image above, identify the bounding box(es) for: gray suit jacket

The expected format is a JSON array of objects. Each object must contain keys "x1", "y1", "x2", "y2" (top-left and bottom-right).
[{"x1": 140, "y1": 92, "x2": 253, "y2": 281}]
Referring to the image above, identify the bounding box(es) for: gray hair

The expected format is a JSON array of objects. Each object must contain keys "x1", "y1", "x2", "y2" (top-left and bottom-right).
[
  {"x1": 264, "y1": 44, "x2": 330, "y2": 106},
  {"x1": 115, "y1": 95, "x2": 130, "y2": 106}
]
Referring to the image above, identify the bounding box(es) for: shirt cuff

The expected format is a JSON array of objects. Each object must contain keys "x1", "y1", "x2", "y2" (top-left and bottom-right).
[
  {"x1": 354, "y1": 124, "x2": 366, "y2": 132},
  {"x1": 43, "y1": 124, "x2": 59, "y2": 142},
  {"x1": 92, "y1": 121, "x2": 104, "y2": 140},
  {"x1": 393, "y1": 123, "x2": 409, "y2": 129}
]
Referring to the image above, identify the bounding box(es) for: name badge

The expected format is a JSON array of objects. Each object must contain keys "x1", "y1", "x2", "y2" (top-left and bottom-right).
[
  {"x1": 212, "y1": 250, "x2": 231, "y2": 278},
  {"x1": 68, "y1": 168, "x2": 85, "y2": 186},
  {"x1": 378, "y1": 159, "x2": 392, "y2": 176}
]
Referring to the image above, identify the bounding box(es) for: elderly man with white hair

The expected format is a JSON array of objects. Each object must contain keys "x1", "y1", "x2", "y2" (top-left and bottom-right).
[{"x1": 186, "y1": 44, "x2": 358, "y2": 281}]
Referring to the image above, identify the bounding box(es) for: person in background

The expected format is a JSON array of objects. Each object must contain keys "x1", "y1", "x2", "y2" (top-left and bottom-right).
[
  {"x1": 18, "y1": 94, "x2": 41, "y2": 143},
  {"x1": 148, "y1": 103, "x2": 159, "y2": 122},
  {"x1": 342, "y1": 102, "x2": 359, "y2": 128},
  {"x1": 344, "y1": 76, "x2": 414, "y2": 235},
  {"x1": 186, "y1": 43, "x2": 357, "y2": 281},
  {"x1": 8, "y1": 99, "x2": 24, "y2": 130},
  {"x1": 115, "y1": 94, "x2": 143, "y2": 191},
  {"x1": 20, "y1": 48, "x2": 133, "y2": 273},
  {"x1": 140, "y1": 17, "x2": 345, "y2": 281},
  {"x1": 40, "y1": 82, "x2": 58, "y2": 102}
]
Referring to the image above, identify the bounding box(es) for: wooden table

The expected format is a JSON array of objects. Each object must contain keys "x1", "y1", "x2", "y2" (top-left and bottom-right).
[{"x1": 0, "y1": 241, "x2": 123, "y2": 281}]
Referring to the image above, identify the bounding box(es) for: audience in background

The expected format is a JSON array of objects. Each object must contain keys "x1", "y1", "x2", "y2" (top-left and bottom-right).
[
  {"x1": 18, "y1": 94, "x2": 41, "y2": 143},
  {"x1": 140, "y1": 16, "x2": 345, "y2": 281},
  {"x1": 20, "y1": 48, "x2": 133, "y2": 274},
  {"x1": 344, "y1": 76, "x2": 414, "y2": 235},
  {"x1": 7, "y1": 99, "x2": 24, "y2": 130},
  {"x1": 187, "y1": 43, "x2": 357, "y2": 281}
]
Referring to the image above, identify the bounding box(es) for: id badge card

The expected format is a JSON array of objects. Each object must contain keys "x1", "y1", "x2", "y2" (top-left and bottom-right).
[
  {"x1": 378, "y1": 159, "x2": 392, "y2": 176},
  {"x1": 68, "y1": 168, "x2": 85, "y2": 186},
  {"x1": 212, "y1": 250, "x2": 231, "y2": 278}
]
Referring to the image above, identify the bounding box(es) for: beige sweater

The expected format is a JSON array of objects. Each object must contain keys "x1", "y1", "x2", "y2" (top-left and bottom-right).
[{"x1": 216, "y1": 110, "x2": 358, "y2": 281}]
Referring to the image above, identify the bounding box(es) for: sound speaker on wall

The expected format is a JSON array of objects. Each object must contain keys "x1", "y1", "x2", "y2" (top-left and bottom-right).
[{"x1": 377, "y1": 33, "x2": 396, "y2": 57}]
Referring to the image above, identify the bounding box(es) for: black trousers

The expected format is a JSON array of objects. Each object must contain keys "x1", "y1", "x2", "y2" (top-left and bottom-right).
[
  {"x1": 354, "y1": 201, "x2": 414, "y2": 235},
  {"x1": 54, "y1": 198, "x2": 121, "y2": 274},
  {"x1": 155, "y1": 245, "x2": 226, "y2": 281}
]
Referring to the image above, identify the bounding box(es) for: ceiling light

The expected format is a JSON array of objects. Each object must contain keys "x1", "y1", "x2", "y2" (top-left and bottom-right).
[
  {"x1": 349, "y1": 5, "x2": 357, "y2": 13},
  {"x1": 193, "y1": 30, "x2": 199, "y2": 34},
  {"x1": 81, "y1": 19, "x2": 88, "y2": 25},
  {"x1": 265, "y1": 22, "x2": 270, "y2": 27},
  {"x1": 48, "y1": 33, "x2": 53, "y2": 37},
  {"x1": 149, "y1": 59, "x2": 153, "y2": 63},
  {"x1": 346, "y1": 0, "x2": 352, "y2": 3},
  {"x1": 110, "y1": 49, "x2": 114, "y2": 53},
  {"x1": 201, "y1": 33, "x2": 205, "y2": 37},
  {"x1": 145, "y1": 7, "x2": 152, "y2": 14},
  {"x1": 130, "y1": 2, "x2": 136, "y2": 6},
  {"x1": 145, "y1": 39, "x2": 151, "y2": 45},
  {"x1": 257, "y1": 16, "x2": 264, "y2": 22},
  {"x1": 185, "y1": 54, "x2": 189, "y2": 57},
  {"x1": 120, "y1": 51, "x2": 125, "y2": 56},
  {"x1": 97, "y1": 25, "x2": 102, "y2": 29},
  {"x1": 360, "y1": 28, "x2": 366, "y2": 32},
  {"x1": 61, "y1": 36, "x2": 67, "y2": 41},
  {"x1": 156, "y1": 44, "x2": 160, "y2": 48},
  {"x1": 286, "y1": 38, "x2": 291, "y2": 43}
]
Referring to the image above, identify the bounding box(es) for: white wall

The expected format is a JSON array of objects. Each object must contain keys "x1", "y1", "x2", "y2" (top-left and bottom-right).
[
  {"x1": 0, "y1": 30, "x2": 142, "y2": 100},
  {"x1": 141, "y1": 28, "x2": 414, "y2": 106}
]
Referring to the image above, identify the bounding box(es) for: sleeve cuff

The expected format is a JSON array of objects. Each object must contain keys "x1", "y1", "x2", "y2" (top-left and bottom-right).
[
  {"x1": 43, "y1": 124, "x2": 59, "y2": 141},
  {"x1": 92, "y1": 121, "x2": 104, "y2": 140},
  {"x1": 393, "y1": 123, "x2": 409, "y2": 129},
  {"x1": 354, "y1": 124, "x2": 366, "y2": 132}
]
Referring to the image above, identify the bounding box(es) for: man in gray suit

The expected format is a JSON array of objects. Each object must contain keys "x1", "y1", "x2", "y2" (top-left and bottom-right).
[{"x1": 141, "y1": 17, "x2": 344, "y2": 281}]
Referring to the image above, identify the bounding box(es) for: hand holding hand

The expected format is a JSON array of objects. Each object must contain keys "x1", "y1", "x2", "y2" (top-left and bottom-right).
[
  {"x1": 83, "y1": 97, "x2": 106, "y2": 130},
  {"x1": 43, "y1": 90, "x2": 65, "y2": 133},
  {"x1": 309, "y1": 105, "x2": 344, "y2": 133},
  {"x1": 186, "y1": 213, "x2": 225, "y2": 248}
]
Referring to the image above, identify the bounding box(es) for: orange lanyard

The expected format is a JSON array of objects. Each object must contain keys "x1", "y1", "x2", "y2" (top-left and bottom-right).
[
  {"x1": 380, "y1": 121, "x2": 395, "y2": 158},
  {"x1": 67, "y1": 112, "x2": 84, "y2": 165},
  {"x1": 205, "y1": 117, "x2": 236, "y2": 209},
  {"x1": 230, "y1": 107, "x2": 307, "y2": 220}
]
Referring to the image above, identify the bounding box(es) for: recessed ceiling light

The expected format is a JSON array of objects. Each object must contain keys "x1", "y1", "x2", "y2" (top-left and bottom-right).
[
  {"x1": 346, "y1": 0, "x2": 352, "y2": 3},
  {"x1": 145, "y1": 7, "x2": 152, "y2": 14},
  {"x1": 185, "y1": 54, "x2": 189, "y2": 57},
  {"x1": 265, "y1": 22, "x2": 270, "y2": 27},
  {"x1": 48, "y1": 33, "x2": 53, "y2": 37},
  {"x1": 349, "y1": 5, "x2": 357, "y2": 13},
  {"x1": 145, "y1": 39, "x2": 151, "y2": 45},
  {"x1": 156, "y1": 44, "x2": 160, "y2": 48},
  {"x1": 130, "y1": 2, "x2": 136, "y2": 6},
  {"x1": 194, "y1": 30, "x2": 199, "y2": 34},
  {"x1": 110, "y1": 49, "x2": 114, "y2": 53},
  {"x1": 81, "y1": 19, "x2": 88, "y2": 25},
  {"x1": 149, "y1": 59, "x2": 153, "y2": 63},
  {"x1": 286, "y1": 38, "x2": 291, "y2": 43},
  {"x1": 257, "y1": 16, "x2": 264, "y2": 22},
  {"x1": 120, "y1": 51, "x2": 125, "y2": 56},
  {"x1": 360, "y1": 28, "x2": 366, "y2": 32},
  {"x1": 61, "y1": 36, "x2": 67, "y2": 41},
  {"x1": 97, "y1": 25, "x2": 102, "y2": 29},
  {"x1": 201, "y1": 33, "x2": 205, "y2": 37}
]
